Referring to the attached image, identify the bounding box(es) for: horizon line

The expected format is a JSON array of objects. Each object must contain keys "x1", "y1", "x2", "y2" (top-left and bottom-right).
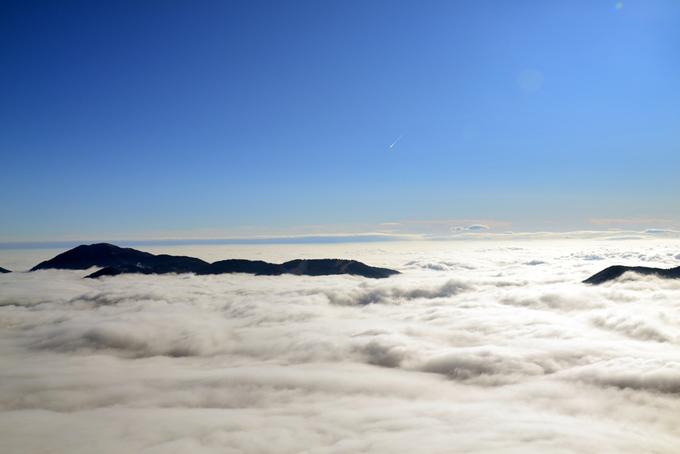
[{"x1": 1, "y1": 229, "x2": 680, "y2": 250}]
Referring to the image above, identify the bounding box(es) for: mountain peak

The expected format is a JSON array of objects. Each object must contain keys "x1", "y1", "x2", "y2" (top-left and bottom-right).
[{"x1": 584, "y1": 265, "x2": 680, "y2": 285}]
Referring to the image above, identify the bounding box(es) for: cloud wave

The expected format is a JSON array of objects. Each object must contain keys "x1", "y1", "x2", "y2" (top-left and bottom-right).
[{"x1": 2, "y1": 239, "x2": 680, "y2": 453}]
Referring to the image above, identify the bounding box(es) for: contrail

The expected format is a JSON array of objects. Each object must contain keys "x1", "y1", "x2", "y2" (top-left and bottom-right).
[{"x1": 389, "y1": 135, "x2": 403, "y2": 149}]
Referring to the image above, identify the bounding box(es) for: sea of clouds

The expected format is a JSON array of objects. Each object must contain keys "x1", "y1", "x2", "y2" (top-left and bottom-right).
[{"x1": 2, "y1": 239, "x2": 680, "y2": 453}]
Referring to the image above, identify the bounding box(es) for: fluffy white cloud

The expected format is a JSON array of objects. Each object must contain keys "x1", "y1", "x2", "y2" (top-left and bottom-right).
[
  {"x1": 1, "y1": 239, "x2": 680, "y2": 453},
  {"x1": 452, "y1": 224, "x2": 491, "y2": 233}
]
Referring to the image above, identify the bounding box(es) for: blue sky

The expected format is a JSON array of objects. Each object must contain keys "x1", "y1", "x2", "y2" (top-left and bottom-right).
[{"x1": 1, "y1": 0, "x2": 679, "y2": 241}]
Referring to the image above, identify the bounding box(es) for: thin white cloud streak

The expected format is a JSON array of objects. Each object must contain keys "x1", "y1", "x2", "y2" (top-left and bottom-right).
[{"x1": 2, "y1": 239, "x2": 680, "y2": 452}]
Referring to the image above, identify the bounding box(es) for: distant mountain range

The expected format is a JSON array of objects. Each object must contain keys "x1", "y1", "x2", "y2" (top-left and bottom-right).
[
  {"x1": 5, "y1": 243, "x2": 679, "y2": 284},
  {"x1": 584, "y1": 265, "x2": 680, "y2": 285},
  {"x1": 29, "y1": 243, "x2": 400, "y2": 279}
]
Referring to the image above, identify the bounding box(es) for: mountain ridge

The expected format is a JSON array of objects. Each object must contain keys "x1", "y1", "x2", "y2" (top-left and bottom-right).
[
  {"x1": 30, "y1": 243, "x2": 400, "y2": 279},
  {"x1": 584, "y1": 265, "x2": 680, "y2": 285}
]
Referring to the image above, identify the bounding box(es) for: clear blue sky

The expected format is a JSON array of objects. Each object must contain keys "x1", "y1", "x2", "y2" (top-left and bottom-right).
[{"x1": 1, "y1": 0, "x2": 679, "y2": 241}]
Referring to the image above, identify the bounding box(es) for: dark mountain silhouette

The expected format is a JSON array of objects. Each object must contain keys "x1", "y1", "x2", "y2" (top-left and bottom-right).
[
  {"x1": 279, "y1": 259, "x2": 398, "y2": 278},
  {"x1": 205, "y1": 258, "x2": 399, "y2": 278},
  {"x1": 0, "y1": 266, "x2": 11, "y2": 273},
  {"x1": 207, "y1": 259, "x2": 282, "y2": 276},
  {"x1": 584, "y1": 265, "x2": 680, "y2": 285},
  {"x1": 30, "y1": 243, "x2": 399, "y2": 279},
  {"x1": 31, "y1": 243, "x2": 210, "y2": 273}
]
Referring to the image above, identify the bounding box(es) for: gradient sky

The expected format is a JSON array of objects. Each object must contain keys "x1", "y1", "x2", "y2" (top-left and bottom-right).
[{"x1": 1, "y1": 0, "x2": 679, "y2": 241}]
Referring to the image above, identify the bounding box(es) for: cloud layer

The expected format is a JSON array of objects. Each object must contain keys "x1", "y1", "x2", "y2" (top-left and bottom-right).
[{"x1": 2, "y1": 239, "x2": 680, "y2": 453}]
